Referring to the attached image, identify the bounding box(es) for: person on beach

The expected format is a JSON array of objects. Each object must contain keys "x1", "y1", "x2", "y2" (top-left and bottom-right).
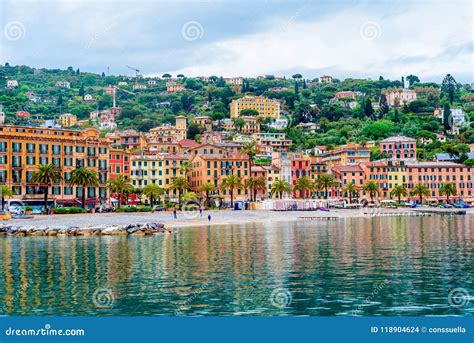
[
  {"x1": 173, "y1": 209, "x2": 177, "y2": 219},
  {"x1": 208, "y1": 214, "x2": 211, "y2": 222}
]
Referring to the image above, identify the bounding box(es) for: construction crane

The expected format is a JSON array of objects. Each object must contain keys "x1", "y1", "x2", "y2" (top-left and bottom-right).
[
  {"x1": 126, "y1": 65, "x2": 140, "y2": 85},
  {"x1": 110, "y1": 85, "x2": 136, "y2": 108}
]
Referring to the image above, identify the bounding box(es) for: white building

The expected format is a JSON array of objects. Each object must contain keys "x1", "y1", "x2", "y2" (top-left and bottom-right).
[
  {"x1": 436, "y1": 108, "x2": 468, "y2": 127},
  {"x1": 268, "y1": 118, "x2": 288, "y2": 130},
  {"x1": 6, "y1": 80, "x2": 19, "y2": 88},
  {"x1": 84, "y1": 94, "x2": 94, "y2": 101},
  {"x1": 0, "y1": 108, "x2": 5, "y2": 124},
  {"x1": 55, "y1": 81, "x2": 71, "y2": 89}
]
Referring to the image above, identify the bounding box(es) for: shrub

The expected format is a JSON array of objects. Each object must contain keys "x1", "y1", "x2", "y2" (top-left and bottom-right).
[
  {"x1": 23, "y1": 206, "x2": 34, "y2": 212},
  {"x1": 116, "y1": 206, "x2": 138, "y2": 213},
  {"x1": 53, "y1": 207, "x2": 86, "y2": 214},
  {"x1": 137, "y1": 206, "x2": 152, "y2": 212}
]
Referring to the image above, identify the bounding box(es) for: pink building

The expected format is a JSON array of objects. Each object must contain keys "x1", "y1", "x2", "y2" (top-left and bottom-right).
[
  {"x1": 380, "y1": 136, "x2": 417, "y2": 160},
  {"x1": 334, "y1": 91, "x2": 356, "y2": 100},
  {"x1": 332, "y1": 165, "x2": 365, "y2": 200},
  {"x1": 406, "y1": 162, "x2": 474, "y2": 202},
  {"x1": 383, "y1": 88, "x2": 417, "y2": 107}
]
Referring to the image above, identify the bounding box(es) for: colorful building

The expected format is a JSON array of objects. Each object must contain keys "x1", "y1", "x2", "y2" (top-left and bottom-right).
[
  {"x1": 380, "y1": 136, "x2": 417, "y2": 160},
  {"x1": 230, "y1": 96, "x2": 281, "y2": 119},
  {"x1": 0, "y1": 125, "x2": 109, "y2": 207},
  {"x1": 58, "y1": 113, "x2": 77, "y2": 128}
]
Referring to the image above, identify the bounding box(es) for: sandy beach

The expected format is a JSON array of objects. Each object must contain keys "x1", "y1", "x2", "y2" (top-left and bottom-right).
[{"x1": 6, "y1": 207, "x2": 474, "y2": 230}]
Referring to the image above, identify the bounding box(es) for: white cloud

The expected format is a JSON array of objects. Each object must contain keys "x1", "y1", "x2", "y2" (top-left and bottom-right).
[{"x1": 170, "y1": 1, "x2": 473, "y2": 82}]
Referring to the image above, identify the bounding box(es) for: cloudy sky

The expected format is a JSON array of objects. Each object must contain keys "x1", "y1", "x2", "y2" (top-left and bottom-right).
[{"x1": 1, "y1": 0, "x2": 473, "y2": 83}]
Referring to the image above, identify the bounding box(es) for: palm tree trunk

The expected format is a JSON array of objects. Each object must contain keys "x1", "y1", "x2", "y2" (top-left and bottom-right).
[
  {"x1": 279, "y1": 191, "x2": 282, "y2": 199},
  {"x1": 419, "y1": 195, "x2": 422, "y2": 205},
  {"x1": 349, "y1": 192, "x2": 352, "y2": 204},
  {"x1": 1, "y1": 196, "x2": 4, "y2": 211},
  {"x1": 230, "y1": 189, "x2": 234, "y2": 208},
  {"x1": 150, "y1": 195, "x2": 154, "y2": 208},
  {"x1": 44, "y1": 186, "x2": 48, "y2": 214},
  {"x1": 206, "y1": 191, "x2": 210, "y2": 207},
  {"x1": 325, "y1": 186, "x2": 328, "y2": 200},
  {"x1": 82, "y1": 190, "x2": 86, "y2": 209}
]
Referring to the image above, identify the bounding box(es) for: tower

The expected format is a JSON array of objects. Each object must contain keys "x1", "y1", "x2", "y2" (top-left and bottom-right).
[{"x1": 175, "y1": 116, "x2": 187, "y2": 140}]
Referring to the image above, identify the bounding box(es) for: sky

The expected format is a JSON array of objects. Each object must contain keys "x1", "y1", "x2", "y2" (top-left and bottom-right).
[{"x1": 0, "y1": 0, "x2": 473, "y2": 83}]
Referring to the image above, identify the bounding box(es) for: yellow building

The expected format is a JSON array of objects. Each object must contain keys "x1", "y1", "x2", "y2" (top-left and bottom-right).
[
  {"x1": 58, "y1": 113, "x2": 77, "y2": 128},
  {"x1": 230, "y1": 96, "x2": 281, "y2": 119},
  {"x1": 130, "y1": 153, "x2": 188, "y2": 201},
  {"x1": 146, "y1": 116, "x2": 187, "y2": 148},
  {"x1": 0, "y1": 125, "x2": 109, "y2": 207},
  {"x1": 323, "y1": 142, "x2": 371, "y2": 168}
]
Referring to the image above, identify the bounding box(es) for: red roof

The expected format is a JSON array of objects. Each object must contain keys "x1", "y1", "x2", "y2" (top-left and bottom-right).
[
  {"x1": 332, "y1": 165, "x2": 364, "y2": 173},
  {"x1": 178, "y1": 139, "x2": 199, "y2": 148}
]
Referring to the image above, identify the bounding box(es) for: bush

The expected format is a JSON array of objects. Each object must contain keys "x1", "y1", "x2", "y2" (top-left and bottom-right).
[
  {"x1": 53, "y1": 207, "x2": 86, "y2": 214},
  {"x1": 116, "y1": 206, "x2": 138, "y2": 213},
  {"x1": 23, "y1": 206, "x2": 34, "y2": 212},
  {"x1": 137, "y1": 206, "x2": 152, "y2": 212}
]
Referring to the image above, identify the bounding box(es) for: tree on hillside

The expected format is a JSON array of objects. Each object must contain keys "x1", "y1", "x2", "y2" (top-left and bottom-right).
[
  {"x1": 442, "y1": 103, "x2": 452, "y2": 133},
  {"x1": 441, "y1": 74, "x2": 458, "y2": 103},
  {"x1": 406, "y1": 75, "x2": 420, "y2": 86},
  {"x1": 378, "y1": 94, "x2": 389, "y2": 118},
  {"x1": 363, "y1": 98, "x2": 374, "y2": 118},
  {"x1": 240, "y1": 109, "x2": 259, "y2": 116}
]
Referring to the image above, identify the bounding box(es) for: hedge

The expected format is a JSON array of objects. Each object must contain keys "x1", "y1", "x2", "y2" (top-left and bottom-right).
[
  {"x1": 116, "y1": 206, "x2": 152, "y2": 213},
  {"x1": 53, "y1": 207, "x2": 86, "y2": 214}
]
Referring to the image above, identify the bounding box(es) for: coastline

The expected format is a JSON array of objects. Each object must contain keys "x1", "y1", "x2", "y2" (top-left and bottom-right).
[{"x1": 3, "y1": 207, "x2": 473, "y2": 232}]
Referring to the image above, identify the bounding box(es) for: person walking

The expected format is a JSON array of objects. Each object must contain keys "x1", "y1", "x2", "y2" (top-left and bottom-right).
[
  {"x1": 207, "y1": 214, "x2": 211, "y2": 222},
  {"x1": 173, "y1": 208, "x2": 177, "y2": 219},
  {"x1": 199, "y1": 206, "x2": 203, "y2": 217}
]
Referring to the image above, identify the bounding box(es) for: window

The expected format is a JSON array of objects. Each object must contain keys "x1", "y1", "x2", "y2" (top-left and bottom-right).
[
  {"x1": 40, "y1": 144, "x2": 48, "y2": 154},
  {"x1": 12, "y1": 142, "x2": 22, "y2": 153},
  {"x1": 52, "y1": 145, "x2": 61, "y2": 155},
  {"x1": 27, "y1": 143, "x2": 35, "y2": 153}
]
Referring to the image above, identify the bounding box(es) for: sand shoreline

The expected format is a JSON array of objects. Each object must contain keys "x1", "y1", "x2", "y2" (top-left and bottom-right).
[{"x1": 3, "y1": 207, "x2": 472, "y2": 231}]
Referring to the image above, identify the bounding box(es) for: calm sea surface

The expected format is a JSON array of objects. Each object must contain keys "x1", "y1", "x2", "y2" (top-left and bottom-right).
[{"x1": 0, "y1": 216, "x2": 473, "y2": 316}]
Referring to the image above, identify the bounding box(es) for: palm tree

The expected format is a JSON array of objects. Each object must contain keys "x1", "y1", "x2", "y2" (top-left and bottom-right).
[
  {"x1": 253, "y1": 176, "x2": 267, "y2": 201},
  {"x1": 343, "y1": 183, "x2": 359, "y2": 204},
  {"x1": 180, "y1": 161, "x2": 193, "y2": 183},
  {"x1": 411, "y1": 183, "x2": 430, "y2": 205},
  {"x1": 107, "y1": 175, "x2": 133, "y2": 208},
  {"x1": 31, "y1": 164, "x2": 62, "y2": 211},
  {"x1": 363, "y1": 181, "x2": 380, "y2": 203},
  {"x1": 293, "y1": 176, "x2": 312, "y2": 199},
  {"x1": 1, "y1": 185, "x2": 13, "y2": 211},
  {"x1": 315, "y1": 174, "x2": 337, "y2": 199},
  {"x1": 271, "y1": 179, "x2": 292, "y2": 199},
  {"x1": 221, "y1": 175, "x2": 242, "y2": 208},
  {"x1": 199, "y1": 182, "x2": 216, "y2": 207},
  {"x1": 391, "y1": 184, "x2": 408, "y2": 203},
  {"x1": 68, "y1": 167, "x2": 99, "y2": 209},
  {"x1": 142, "y1": 183, "x2": 165, "y2": 208},
  {"x1": 241, "y1": 140, "x2": 258, "y2": 172},
  {"x1": 244, "y1": 177, "x2": 255, "y2": 201},
  {"x1": 439, "y1": 183, "x2": 457, "y2": 203},
  {"x1": 169, "y1": 176, "x2": 188, "y2": 206}
]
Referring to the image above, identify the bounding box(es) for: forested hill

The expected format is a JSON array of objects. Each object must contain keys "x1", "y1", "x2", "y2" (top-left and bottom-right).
[{"x1": 0, "y1": 64, "x2": 473, "y2": 161}]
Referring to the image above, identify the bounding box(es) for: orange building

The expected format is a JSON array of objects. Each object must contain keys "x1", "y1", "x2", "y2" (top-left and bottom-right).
[{"x1": 190, "y1": 153, "x2": 249, "y2": 201}]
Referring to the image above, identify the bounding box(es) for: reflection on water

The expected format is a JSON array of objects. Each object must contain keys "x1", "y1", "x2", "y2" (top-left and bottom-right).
[{"x1": 0, "y1": 216, "x2": 473, "y2": 316}]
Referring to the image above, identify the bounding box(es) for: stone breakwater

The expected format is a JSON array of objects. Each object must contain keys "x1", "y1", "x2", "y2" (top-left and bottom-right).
[{"x1": 0, "y1": 222, "x2": 172, "y2": 237}]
